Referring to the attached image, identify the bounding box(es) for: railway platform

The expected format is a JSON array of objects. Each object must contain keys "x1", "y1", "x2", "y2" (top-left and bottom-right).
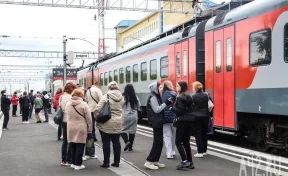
[{"x1": 0, "y1": 111, "x2": 287, "y2": 176}]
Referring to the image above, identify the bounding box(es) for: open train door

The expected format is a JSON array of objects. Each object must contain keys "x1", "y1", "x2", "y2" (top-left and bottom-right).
[{"x1": 213, "y1": 25, "x2": 236, "y2": 129}]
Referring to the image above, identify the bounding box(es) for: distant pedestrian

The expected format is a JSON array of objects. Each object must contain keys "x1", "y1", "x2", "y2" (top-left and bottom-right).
[
  {"x1": 28, "y1": 90, "x2": 35, "y2": 119},
  {"x1": 53, "y1": 88, "x2": 63, "y2": 140},
  {"x1": 1, "y1": 90, "x2": 12, "y2": 130},
  {"x1": 11, "y1": 92, "x2": 19, "y2": 117},
  {"x1": 34, "y1": 93, "x2": 43, "y2": 123},
  {"x1": 20, "y1": 91, "x2": 31, "y2": 124},
  {"x1": 42, "y1": 91, "x2": 50, "y2": 123}
]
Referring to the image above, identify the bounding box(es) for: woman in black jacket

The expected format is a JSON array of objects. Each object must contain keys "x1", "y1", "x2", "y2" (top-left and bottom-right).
[
  {"x1": 171, "y1": 81, "x2": 195, "y2": 170},
  {"x1": 19, "y1": 91, "x2": 31, "y2": 124}
]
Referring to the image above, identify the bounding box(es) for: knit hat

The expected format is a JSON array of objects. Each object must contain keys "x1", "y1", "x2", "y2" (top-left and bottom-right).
[{"x1": 107, "y1": 81, "x2": 119, "y2": 90}]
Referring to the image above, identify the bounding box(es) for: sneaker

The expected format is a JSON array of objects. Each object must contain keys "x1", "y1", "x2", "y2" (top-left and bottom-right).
[
  {"x1": 26, "y1": 121, "x2": 30, "y2": 124},
  {"x1": 85, "y1": 155, "x2": 98, "y2": 159},
  {"x1": 153, "y1": 162, "x2": 165, "y2": 168},
  {"x1": 185, "y1": 163, "x2": 195, "y2": 169},
  {"x1": 82, "y1": 156, "x2": 87, "y2": 161},
  {"x1": 61, "y1": 162, "x2": 67, "y2": 166},
  {"x1": 74, "y1": 165, "x2": 85, "y2": 170},
  {"x1": 70, "y1": 164, "x2": 75, "y2": 169},
  {"x1": 167, "y1": 156, "x2": 174, "y2": 159},
  {"x1": 172, "y1": 151, "x2": 176, "y2": 156},
  {"x1": 65, "y1": 163, "x2": 71, "y2": 167},
  {"x1": 176, "y1": 161, "x2": 190, "y2": 170},
  {"x1": 144, "y1": 161, "x2": 159, "y2": 170},
  {"x1": 124, "y1": 142, "x2": 131, "y2": 151},
  {"x1": 2, "y1": 128, "x2": 8, "y2": 131},
  {"x1": 194, "y1": 153, "x2": 204, "y2": 158},
  {"x1": 203, "y1": 152, "x2": 208, "y2": 156}
]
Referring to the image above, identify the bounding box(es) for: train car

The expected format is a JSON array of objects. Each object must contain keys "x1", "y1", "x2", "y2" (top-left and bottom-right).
[{"x1": 78, "y1": 0, "x2": 288, "y2": 151}]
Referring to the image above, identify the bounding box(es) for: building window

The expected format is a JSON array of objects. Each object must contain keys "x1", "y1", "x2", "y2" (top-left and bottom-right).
[
  {"x1": 160, "y1": 56, "x2": 168, "y2": 78},
  {"x1": 100, "y1": 73, "x2": 103, "y2": 86},
  {"x1": 141, "y1": 62, "x2": 147, "y2": 81},
  {"x1": 114, "y1": 69, "x2": 118, "y2": 82},
  {"x1": 183, "y1": 51, "x2": 187, "y2": 76},
  {"x1": 285, "y1": 23, "x2": 288, "y2": 63},
  {"x1": 133, "y1": 64, "x2": 138, "y2": 82},
  {"x1": 109, "y1": 71, "x2": 113, "y2": 83},
  {"x1": 249, "y1": 29, "x2": 271, "y2": 66},
  {"x1": 104, "y1": 72, "x2": 108, "y2": 86},
  {"x1": 176, "y1": 52, "x2": 180, "y2": 77},
  {"x1": 226, "y1": 38, "x2": 232, "y2": 71},
  {"x1": 150, "y1": 59, "x2": 157, "y2": 80},
  {"x1": 216, "y1": 41, "x2": 221, "y2": 73},
  {"x1": 119, "y1": 68, "x2": 124, "y2": 84},
  {"x1": 126, "y1": 66, "x2": 131, "y2": 83}
]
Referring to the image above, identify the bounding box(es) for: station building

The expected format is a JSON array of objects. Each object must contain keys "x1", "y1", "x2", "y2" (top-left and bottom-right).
[{"x1": 115, "y1": 0, "x2": 217, "y2": 52}]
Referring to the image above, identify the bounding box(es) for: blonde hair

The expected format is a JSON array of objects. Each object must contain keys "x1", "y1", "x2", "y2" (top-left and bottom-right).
[
  {"x1": 192, "y1": 81, "x2": 203, "y2": 92},
  {"x1": 108, "y1": 81, "x2": 119, "y2": 90},
  {"x1": 71, "y1": 88, "x2": 84, "y2": 98},
  {"x1": 163, "y1": 80, "x2": 173, "y2": 91}
]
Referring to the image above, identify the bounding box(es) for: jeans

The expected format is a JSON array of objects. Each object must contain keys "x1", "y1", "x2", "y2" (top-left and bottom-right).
[
  {"x1": 58, "y1": 123, "x2": 62, "y2": 139},
  {"x1": 163, "y1": 123, "x2": 176, "y2": 158},
  {"x1": 146, "y1": 127, "x2": 164, "y2": 162},
  {"x1": 175, "y1": 122, "x2": 193, "y2": 162},
  {"x1": 70, "y1": 143, "x2": 85, "y2": 166},
  {"x1": 91, "y1": 112, "x2": 96, "y2": 140},
  {"x1": 43, "y1": 107, "x2": 49, "y2": 121},
  {"x1": 99, "y1": 130, "x2": 121, "y2": 165},
  {"x1": 22, "y1": 108, "x2": 30, "y2": 122},
  {"x1": 12, "y1": 105, "x2": 17, "y2": 116},
  {"x1": 194, "y1": 117, "x2": 209, "y2": 153},
  {"x1": 61, "y1": 122, "x2": 72, "y2": 163},
  {"x1": 28, "y1": 104, "x2": 34, "y2": 119},
  {"x1": 2, "y1": 110, "x2": 9, "y2": 129}
]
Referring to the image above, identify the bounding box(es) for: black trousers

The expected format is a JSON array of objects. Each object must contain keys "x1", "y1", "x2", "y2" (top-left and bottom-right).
[
  {"x1": 58, "y1": 123, "x2": 62, "y2": 139},
  {"x1": 12, "y1": 105, "x2": 17, "y2": 116},
  {"x1": 99, "y1": 130, "x2": 121, "y2": 165},
  {"x1": 2, "y1": 110, "x2": 10, "y2": 129},
  {"x1": 146, "y1": 127, "x2": 163, "y2": 162},
  {"x1": 61, "y1": 122, "x2": 72, "y2": 163},
  {"x1": 121, "y1": 133, "x2": 135, "y2": 148},
  {"x1": 175, "y1": 122, "x2": 193, "y2": 162},
  {"x1": 21, "y1": 108, "x2": 30, "y2": 122},
  {"x1": 70, "y1": 143, "x2": 85, "y2": 166},
  {"x1": 194, "y1": 117, "x2": 209, "y2": 153},
  {"x1": 91, "y1": 112, "x2": 97, "y2": 140},
  {"x1": 28, "y1": 104, "x2": 34, "y2": 119}
]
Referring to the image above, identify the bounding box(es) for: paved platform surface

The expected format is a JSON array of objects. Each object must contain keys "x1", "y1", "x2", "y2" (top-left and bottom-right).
[{"x1": 0, "y1": 109, "x2": 284, "y2": 176}]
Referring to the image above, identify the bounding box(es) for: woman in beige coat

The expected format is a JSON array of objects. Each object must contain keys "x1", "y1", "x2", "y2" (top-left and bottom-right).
[
  {"x1": 95, "y1": 81, "x2": 124, "y2": 168},
  {"x1": 66, "y1": 89, "x2": 92, "y2": 170}
]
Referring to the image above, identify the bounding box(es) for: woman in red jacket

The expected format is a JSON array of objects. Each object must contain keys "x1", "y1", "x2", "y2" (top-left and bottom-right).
[
  {"x1": 11, "y1": 92, "x2": 19, "y2": 117},
  {"x1": 53, "y1": 88, "x2": 63, "y2": 140}
]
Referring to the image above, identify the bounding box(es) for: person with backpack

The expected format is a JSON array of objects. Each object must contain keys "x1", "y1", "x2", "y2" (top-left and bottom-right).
[
  {"x1": 20, "y1": 91, "x2": 31, "y2": 124},
  {"x1": 144, "y1": 82, "x2": 173, "y2": 170},
  {"x1": 28, "y1": 90, "x2": 35, "y2": 119},
  {"x1": 42, "y1": 91, "x2": 51, "y2": 123}
]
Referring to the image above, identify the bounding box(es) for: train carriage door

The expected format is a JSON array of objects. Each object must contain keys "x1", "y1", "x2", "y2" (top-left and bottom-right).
[
  {"x1": 223, "y1": 26, "x2": 235, "y2": 129},
  {"x1": 181, "y1": 41, "x2": 189, "y2": 83},
  {"x1": 175, "y1": 43, "x2": 182, "y2": 83}
]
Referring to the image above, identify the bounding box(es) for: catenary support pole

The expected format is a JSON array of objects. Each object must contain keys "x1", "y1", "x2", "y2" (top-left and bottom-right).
[{"x1": 63, "y1": 35, "x2": 67, "y2": 86}]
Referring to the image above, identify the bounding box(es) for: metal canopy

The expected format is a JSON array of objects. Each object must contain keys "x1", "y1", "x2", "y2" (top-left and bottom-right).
[
  {"x1": 0, "y1": 65, "x2": 69, "y2": 70},
  {"x1": 0, "y1": 71, "x2": 48, "y2": 76},
  {"x1": 0, "y1": 0, "x2": 195, "y2": 14},
  {"x1": 0, "y1": 49, "x2": 98, "y2": 59}
]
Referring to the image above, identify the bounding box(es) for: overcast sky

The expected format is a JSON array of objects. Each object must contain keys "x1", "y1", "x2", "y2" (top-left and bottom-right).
[{"x1": 0, "y1": 0, "x2": 228, "y2": 93}]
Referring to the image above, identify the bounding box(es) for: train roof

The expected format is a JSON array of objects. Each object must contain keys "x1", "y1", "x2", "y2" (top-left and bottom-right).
[{"x1": 205, "y1": 0, "x2": 288, "y2": 31}]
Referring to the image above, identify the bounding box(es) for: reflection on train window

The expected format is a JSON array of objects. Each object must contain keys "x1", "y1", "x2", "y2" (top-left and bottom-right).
[
  {"x1": 160, "y1": 56, "x2": 168, "y2": 78},
  {"x1": 226, "y1": 38, "x2": 232, "y2": 72},
  {"x1": 216, "y1": 41, "x2": 221, "y2": 73},
  {"x1": 141, "y1": 62, "x2": 147, "y2": 81},
  {"x1": 150, "y1": 59, "x2": 157, "y2": 80},
  {"x1": 133, "y1": 64, "x2": 138, "y2": 82},
  {"x1": 183, "y1": 51, "x2": 187, "y2": 76},
  {"x1": 249, "y1": 29, "x2": 271, "y2": 66},
  {"x1": 126, "y1": 66, "x2": 131, "y2": 83},
  {"x1": 284, "y1": 24, "x2": 288, "y2": 63},
  {"x1": 100, "y1": 74, "x2": 103, "y2": 86},
  {"x1": 109, "y1": 71, "x2": 113, "y2": 83},
  {"x1": 176, "y1": 52, "x2": 180, "y2": 77},
  {"x1": 114, "y1": 69, "x2": 118, "y2": 83},
  {"x1": 119, "y1": 68, "x2": 124, "y2": 84},
  {"x1": 104, "y1": 72, "x2": 108, "y2": 86}
]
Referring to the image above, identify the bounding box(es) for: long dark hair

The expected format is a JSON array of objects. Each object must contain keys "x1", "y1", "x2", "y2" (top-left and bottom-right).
[
  {"x1": 178, "y1": 81, "x2": 188, "y2": 93},
  {"x1": 123, "y1": 84, "x2": 138, "y2": 110}
]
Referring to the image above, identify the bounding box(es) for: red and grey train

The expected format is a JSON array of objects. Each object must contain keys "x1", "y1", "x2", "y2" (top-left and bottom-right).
[{"x1": 78, "y1": 0, "x2": 288, "y2": 151}]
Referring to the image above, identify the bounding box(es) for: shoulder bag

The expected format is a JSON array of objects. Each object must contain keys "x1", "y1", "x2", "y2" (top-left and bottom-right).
[
  {"x1": 96, "y1": 94, "x2": 111, "y2": 123},
  {"x1": 53, "y1": 97, "x2": 63, "y2": 125},
  {"x1": 205, "y1": 93, "x2": 214, "y2": 112},
  {"x1": 89, "y1": 89, "x2": 98, "y2": 104}
]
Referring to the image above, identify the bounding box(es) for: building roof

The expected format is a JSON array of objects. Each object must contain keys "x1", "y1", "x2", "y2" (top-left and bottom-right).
[
  {"x1": 203, "y1": 0, "x2": 217, "y2": 8},
  {"x1": 115, "y1": 20, "x2": 138, "y2": 28}
]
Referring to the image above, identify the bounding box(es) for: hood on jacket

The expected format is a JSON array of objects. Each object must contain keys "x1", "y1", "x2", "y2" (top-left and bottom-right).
[
  {"x1": 107, "y1": 90, "x2": 123, "y2": 102},
  {"x1": 149, "y1": 82, "x2": 159, "y2": 95},
  {"x1": 44, "y1": 94, "x2": 49, "y2": 99},
  {"x1": 70, "y1": 96, "x2": 83, "y2": 106}
]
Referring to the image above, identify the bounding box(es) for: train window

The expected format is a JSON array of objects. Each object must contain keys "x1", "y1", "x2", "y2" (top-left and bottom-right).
[
  {"x1": 216, "y1": 41, "x2": 221, "y2": 73},
  {"x1": 183, "y1": 51, "x2": 187, "y2": 76},
  {"x1": 150, "y1": 59, "x2": 157, "y2": 80},
  {"x1": 160, "y1": 56, "x2": 168, "y2": 78},
  {"x1": 141, "y1": 62, "x2": 147, "y2": 81},
  {"x1": 126, "y1": 66, "x2": 131, "y2": 83},
  {"x1": 119, "y1": 68, "x2": 124, "y2": 84},
  {"x1": 100, "y1": 73, "x2": 103, "y2": 86},
  {"x1": 109, "y1": 71, "x2": 113, "y2": 83},
  {"x1": 226, "y1": 38, "x2": 232, "y2": 72},
  {"x1": 104, "y1": 72, "x2": 108, "y2": 86},
  {"x1": 285, "y1": 24, "x2": 288, "y2": 63},
  {"x1": 176, "y1": 52, "x2": 180, "y2": 77},
  {"x1": 249, "y1": 29, "x2": 271, "y2": 66},
  {"x1": 133, "y1": 64, "x2": 138, "y2": 82},
  {"x1": 114, "y1": 69, "x2": 118, "y2": 82}
]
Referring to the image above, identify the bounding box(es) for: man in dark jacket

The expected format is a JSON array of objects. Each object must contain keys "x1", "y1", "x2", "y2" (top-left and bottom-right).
[
  {"x1": 42, "y1": 91, "x2": 50, "y2": 122},
  {"x1": 28, "y1": 90, "x2": 35, "y2": 119},
  {"x1": 1, "y1": 90, "x2": 12, "y2": 130}
]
